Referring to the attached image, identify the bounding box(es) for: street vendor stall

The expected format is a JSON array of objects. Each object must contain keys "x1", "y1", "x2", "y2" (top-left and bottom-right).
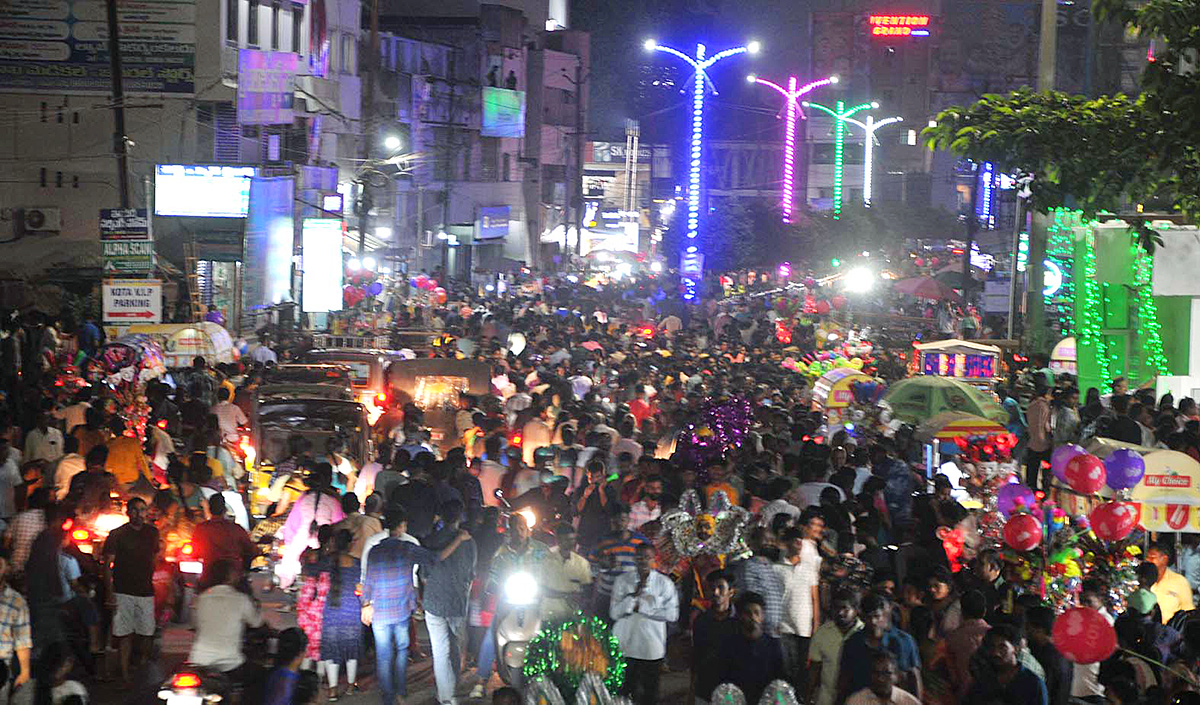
[
  {"x1": 811, "y1": 368, "x2": 875, "y2": 427},
  {"x1": 913, "y1": 339, "x2": 1001, "y2": 391},
  {"x1": 126, "y1": 322, "x2": 235, "y2": 369},
  {"x1": 914, "y1": 411, "x2": 1011, "y2": 497},
  {"x1": 1050, "y1": 337, "x2": 1078, "y2": 376},
  {"x1": 88, "y1": 335, "x2": 167, "y2": 440},
  {"x1": 881, "y1": 376, "x2": 1008, "y2": 425}
]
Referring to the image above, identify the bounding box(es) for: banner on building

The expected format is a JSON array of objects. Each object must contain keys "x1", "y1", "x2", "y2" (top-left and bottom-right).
[
  {"x1": 301, "y1": 218, "x2": 343, "y2": 312},
  {"x1": 481, "y1": 87, "x2": 525, "y2": 137},
  {"x1": 478, "y1": 206, "x2": 510, "y2": 240},
  {"x1": 242, "y1": 176, "x2": 295, "y2": 311},
  {"x1": 103, "y1": 279, "x2": 162, "y2": 323},
  {"x1": 0, "y1": 0, "x2": 196, "y2": 95},
  {"x1": 237, "y1": 49, "x2": 300, "y2": 125}
]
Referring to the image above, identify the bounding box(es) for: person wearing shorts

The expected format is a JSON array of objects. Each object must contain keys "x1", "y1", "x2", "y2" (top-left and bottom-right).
[{"x1": 102, "y1": 497, "x2": 159, "y2": 683}]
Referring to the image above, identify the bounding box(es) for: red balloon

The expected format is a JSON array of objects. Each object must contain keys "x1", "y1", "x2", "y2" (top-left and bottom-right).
[
  {"x1": 832, "y1": 295, "x2": 847, "y2": 310},
  {"x1": 426, "y1": 278, "x2": 439, "y2": 291},
  {"x1": 1065, "y1": 454, "x2": 1107, "y2": 494},
  {"x1": 914, "y1": 257, "x2": 925, "y2": 267},
  {"x1": 1003, "y1": 513, "x2": 1043, "y2": 551},
  {"x1": 931, "y1": 257, "x2": 940, "y2": 266},
  {"x1": 1090, "y1": 501, "x2": 1138, "y2": 542},
  {"x1": 815, "y1": 300, "x2": 831, "y2": 315},
  {"x1": 1052, "y1": 607, "x2": 1118, "y2": 664}
]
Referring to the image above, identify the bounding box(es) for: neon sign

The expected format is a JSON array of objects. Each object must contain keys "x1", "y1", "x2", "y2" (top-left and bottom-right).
[{"x1": 867, "y1": 15, "x2": 931, "y2": 37}]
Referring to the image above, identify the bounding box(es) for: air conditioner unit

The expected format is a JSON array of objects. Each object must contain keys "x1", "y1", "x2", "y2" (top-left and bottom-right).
[{"x1": 22, "y1": 207, "x2": 61, "y2": 234}]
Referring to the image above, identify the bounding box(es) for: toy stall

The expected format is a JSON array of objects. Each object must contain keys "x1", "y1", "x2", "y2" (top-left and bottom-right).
[
  {"x1": 913, "y1": 339, "x2": 1002, "y2": 392},
  {"x1": 811, "y1": 368, "x2": 877, "y2": 429}
]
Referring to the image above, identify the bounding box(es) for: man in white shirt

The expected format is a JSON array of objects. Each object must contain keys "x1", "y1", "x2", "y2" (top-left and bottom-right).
[
  {"x1": 610, "y1": 542, "x2": 679, "y2": 705},
  {"x1": 845, "y1": 652, "x2": 921, "y2": 705},
  {"x1": 52, "y1": 395, "x2": 90, "y2": 435},
  {"x1": 211, "y1": 387, "x2": 249, "y2": 443},
  {"x1": 24, "y1": 413, "x2": 63, "y2": 465},
  {"x1": 53, "y1": 437, "x2": 86, "y2": 502},
  {"x1": 0, "y1": 438, "x2": 21, "y2": 522},
  {"x1": 249, "y1": 340, "x2": 277, "y2": 364},
  {"x1": 775, "y1": 513, "x2": 824, "y2": 691},
  {"x1": 189, "y1": 560, "x2": 263, "y2": 675}
]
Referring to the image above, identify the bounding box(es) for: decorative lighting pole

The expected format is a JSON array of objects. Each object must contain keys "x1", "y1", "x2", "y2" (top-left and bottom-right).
[
  {"x1": 745, "y1": 74, "x2": 838, "y2": 222},
  {"x1": 645, "y1": 38, "x2": 759, "y2": 299},
  {"x1": 800, "y1": 100, "x2": 881, "y2": 218}
]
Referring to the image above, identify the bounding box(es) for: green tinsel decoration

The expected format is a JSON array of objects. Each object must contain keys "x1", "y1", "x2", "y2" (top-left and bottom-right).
[{"x1": 521, "y1": 613, "x2": 626, "y2": 699}]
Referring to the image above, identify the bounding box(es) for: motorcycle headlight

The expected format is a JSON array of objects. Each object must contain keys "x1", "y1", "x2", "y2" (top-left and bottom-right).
[
  {"x1": 502, "y1": 641, "x2": 528, "y2": 669},
  {"x1": 503, "y1": 571, "x2": 538, "y2": 606}
]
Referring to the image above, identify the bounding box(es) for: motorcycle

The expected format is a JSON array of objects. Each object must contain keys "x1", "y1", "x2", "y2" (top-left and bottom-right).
[
  {"x1": 156, "y1": 668, "x2": 227, "y2": 705},
  {"x1": 158, "y1": 625, "x2": 275, "y2": 704},
  {"x1": 494, "y1": 570, "x2": 542, "y2": 689}
]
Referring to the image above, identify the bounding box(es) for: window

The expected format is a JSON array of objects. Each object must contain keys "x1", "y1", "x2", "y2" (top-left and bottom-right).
[
  {"x1": 291, "y1": 3, "x2": 302, "y2": 53},
  {"x1": 226, "y1": 0, "x2": 237, "y2": 42},
  {"x1": 271, "y1": 1, "x2": 280, "y2": 49},
  {"x1": 502, "y1": 153, "x2": 511, "y2": 182},
  {"x1": 247, "y1": 0, "x2": 259, "y2": 46},
  {"x1": 340, "y1": 34, "x2": 353, "y2": 74}
]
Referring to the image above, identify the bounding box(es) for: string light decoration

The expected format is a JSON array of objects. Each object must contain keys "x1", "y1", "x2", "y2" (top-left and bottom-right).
[
  {"x1": 1077, "y1": 225, "x2": 1114, "y2": 389},
  {"x1": 522, "y1": 615, "x2": 626, "y2": 699},
  {"x1": 802, "y1": 100, "x2": 889, "y2": 216},
  {"x1": 645, "y1": 38, "x2": 759, "y2": 299},
  {"x1": 1133, "y1": 247, "x2": 1171, "y2": 374},
  {"x1": 1046, "y1": 209, "x2": 1078, "y2": 337},
  {"x1": 746, "y1": 74, "x2": 838, "y2": 222}
]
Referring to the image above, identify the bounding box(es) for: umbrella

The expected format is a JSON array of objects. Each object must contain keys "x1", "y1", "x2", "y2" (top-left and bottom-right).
[
  {"x1": 580, "y1": 341, "x2": 604, "y2": 352},
  {"x1": 882, "y1": 376, "x2": 1008, "y2": 425},
  {"x1": 892, "y1": 276, "x2": 962, "y2": 302},
  {"x1": 915, "y1": 411, "x2": 1006, "y2": 443}
]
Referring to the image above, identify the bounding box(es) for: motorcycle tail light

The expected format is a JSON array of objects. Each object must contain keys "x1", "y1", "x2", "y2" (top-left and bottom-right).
[
  {"x1": 376, "y1": 392, "x2": 388, "y2": 404},
  {"x1": 157, "y1": 419, "x2": 168, "y2": 430},
  {"x1": 71, "y1": 529, "x2": 90, "y2": 542},
  {"x1": 171, "y1": 672, "x2": 201, "y2": 689},
  {"x1": 181, "y1": 542, "x2": 195, "y2": 556}
]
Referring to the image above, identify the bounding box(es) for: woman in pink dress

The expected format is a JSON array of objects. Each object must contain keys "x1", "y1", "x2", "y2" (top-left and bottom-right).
[{"x1": 296, "y1": 524, "x2": 334, "y2": 665}]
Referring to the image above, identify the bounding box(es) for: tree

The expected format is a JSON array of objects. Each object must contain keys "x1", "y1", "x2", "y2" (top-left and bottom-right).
[
  {"x1": 661, "y1": 200, "x2": 799, "y2": 272},
  {"x1": 923, "y1": 0, "x2": 1200, "y2": 219}
]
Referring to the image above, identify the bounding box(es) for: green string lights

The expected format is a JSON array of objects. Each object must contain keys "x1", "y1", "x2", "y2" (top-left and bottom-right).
[
  {"x1": 1046, "y1": 209, "x2": 1078, "y2": 337},
  {"x1": 1134, "y1": 248, "x2": 1171, "y2": 375},
  {"x1": 522, "y1": 614, "x2": 626, "y2": 699},
  {"x1": 1076, "y1": 219, "x2": 1113, "y2": 389}
]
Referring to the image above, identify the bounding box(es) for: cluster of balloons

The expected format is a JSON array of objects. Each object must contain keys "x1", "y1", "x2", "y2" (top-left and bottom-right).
[
  {"x1": 781, "y1": 354, "x2": 866, "y2": 379},
  {"x1": 1051, "y1": 445, "x2": 1146, "y2": 494},
  {"x1": 410, "y1": 274, "x2": 448, "y2": 304},
  {"x1": 342, "y1": 281, "x2": 384, "y2": 308}
]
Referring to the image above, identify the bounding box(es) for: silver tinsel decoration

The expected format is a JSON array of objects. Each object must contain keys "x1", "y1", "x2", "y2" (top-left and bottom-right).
[{"x1": 660, "y1": 489, "x2": 750, "y2": 558}]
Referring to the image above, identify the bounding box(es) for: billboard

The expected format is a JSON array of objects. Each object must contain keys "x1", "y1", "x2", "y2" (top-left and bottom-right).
[
  {"x1": 0, "y1": 0, "x2": 196, "y2": 95},
  {"x1": 242, "y1": 176, "x2": 295, "y2": 310},
  {"x1": 477, "y1": 206, "x2": 510, "y2": 240},
  {"x1": 237, "y1": 49, "x2": 300, "y2": 125},
  {"x1": 154, "y1": 165, "x2": 257, "y2": 218},
  {"x1": 481, "y1": 87, "x2": 525, "y2": 137},
  {"x1": 301, "y1": 218, "x2": 343, "y2": 313},
  {"x1": 99, "y1": 209, "x2": 149, "y2": 241}
]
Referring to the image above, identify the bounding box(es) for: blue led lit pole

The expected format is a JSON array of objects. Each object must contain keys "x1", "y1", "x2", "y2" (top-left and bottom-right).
[
  {"x1": 645, "y1": 38, "x2": 759, "y2": 298},
  {"x1": 800, "y1": 100, "x2": 879, "y2": 218}
]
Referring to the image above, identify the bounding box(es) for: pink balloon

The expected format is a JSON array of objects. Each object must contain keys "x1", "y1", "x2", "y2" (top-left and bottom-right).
[
  {"x1": 1003, "y1": 513, "x2": 1043, "y2": 552},
  {"x1": 1053, "y1": 607, "x2": 1117, "y2": 664},
  {"x1": 1065, "y1": 454, "x2": 1107, "y2": 495}
]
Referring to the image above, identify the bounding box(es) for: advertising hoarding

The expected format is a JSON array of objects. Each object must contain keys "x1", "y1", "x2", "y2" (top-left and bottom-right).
[
  {"x1": 0, "y1": 0, "x2": 196, "y2": 95},
  {"x1": 242, "y1": 176, "x2": 295, "y2": 310},
  {"x1": 99, "y1": 209, "x2": 149, "y2": 241},
  {"x1": 301, "y1": 218, "x2": 343, "y2": 313},
  {"x1": 154, "y1": 165, "x2": 258, "y2": 218},
  {"x1": 237, "y1": 49, "x2": 300, "y2": 125},
  {"x1": 481, "y1": 87, "x2": 525, "y2": 137}
]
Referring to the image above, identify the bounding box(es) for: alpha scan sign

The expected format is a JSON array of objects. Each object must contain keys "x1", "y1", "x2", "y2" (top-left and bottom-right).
[{"x1": 103, "y1": 279, "x2": 162, "y2": 324}]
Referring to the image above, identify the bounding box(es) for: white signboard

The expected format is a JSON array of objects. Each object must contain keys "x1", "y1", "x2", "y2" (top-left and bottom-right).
[
  {"x1": 301, "y1": 218, "x2": 344, "y2": 312},
  {"x1": 103, "y1": 279, "x2": 162, "y2": 324}
]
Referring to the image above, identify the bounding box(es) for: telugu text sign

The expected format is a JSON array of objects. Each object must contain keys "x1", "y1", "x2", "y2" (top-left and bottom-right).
[
  {"x1": 102, "y1": 279, "x2": 161, "y2": 323},
  {"x1": 99, "y1": 208, "x2": 149, "y2": 241},
  {"x1": 0, "y1": 0, "x2": 196, "y2": 95},
  {"x1": 237, "y1": 49, "x2": 299, "y2": 125}
]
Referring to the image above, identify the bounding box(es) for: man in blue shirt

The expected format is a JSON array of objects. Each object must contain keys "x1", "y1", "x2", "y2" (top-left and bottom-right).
[
  {"x1": 361, "y1": 507, "x2": 469, "y2": 705},
  {"x1": 837, "y1": 594, "x2": 922, "y2": 702}
]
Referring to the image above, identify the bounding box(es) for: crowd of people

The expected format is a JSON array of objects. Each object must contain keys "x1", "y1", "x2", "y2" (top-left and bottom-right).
[{"x1": 0, "y1": 269, "x2": 1196, "y2": 705}]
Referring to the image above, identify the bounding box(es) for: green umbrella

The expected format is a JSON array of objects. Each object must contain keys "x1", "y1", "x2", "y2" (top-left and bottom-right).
[{"x1": 882, "y1": 376, "x2": 1008, "y2": 425}]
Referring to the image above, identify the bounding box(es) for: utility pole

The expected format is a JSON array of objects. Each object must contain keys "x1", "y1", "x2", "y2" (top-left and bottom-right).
[
  {"x1": 573, "y1": 60, "x2": 585, "y2": 261},
  {"x1": 1026, "y1": 0, "x2": 1058, "y2": 352},
  {"x1": 357, "y1": 0, "x2": 380, "y2": 256},
  {"x1": 104, "y1": 0, "x2": 131, "y2": 207}
]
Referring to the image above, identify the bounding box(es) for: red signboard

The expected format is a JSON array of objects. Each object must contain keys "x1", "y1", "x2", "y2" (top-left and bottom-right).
[
  {"x1": 1144, "y1": 474, "x2": 1193, "y2": 488},
  {"x1": 867, "y1": 14, "x2": 932, "y2": 36}
]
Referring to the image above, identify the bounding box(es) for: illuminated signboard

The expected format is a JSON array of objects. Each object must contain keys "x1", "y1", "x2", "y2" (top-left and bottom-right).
[{"x1": 867, "y1": 14, "x2": 931, "y2": 37}]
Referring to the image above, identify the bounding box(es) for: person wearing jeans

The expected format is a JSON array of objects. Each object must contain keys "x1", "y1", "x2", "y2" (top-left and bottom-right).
[
  {"x1": 423, "y1": 500, "x2": 477, "y2": 705},
  {"x1": 361, "y1": 507, "x2": 469, "y2": 705}
]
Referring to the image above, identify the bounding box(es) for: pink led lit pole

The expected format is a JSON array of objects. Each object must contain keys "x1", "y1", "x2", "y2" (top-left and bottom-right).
[{"x1": 746, "y1": 74, "x2": 838, "y2": 222}]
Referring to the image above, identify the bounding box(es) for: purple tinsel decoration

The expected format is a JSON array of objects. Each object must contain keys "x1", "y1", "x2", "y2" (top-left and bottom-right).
[{"x1": 676, "y1": 396, "x2": 755, "y2": 471}]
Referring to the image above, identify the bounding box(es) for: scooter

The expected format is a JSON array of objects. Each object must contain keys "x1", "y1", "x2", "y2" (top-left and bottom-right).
[{"x1": 493, "y1": 569, "x2": 542, "y2": 689}]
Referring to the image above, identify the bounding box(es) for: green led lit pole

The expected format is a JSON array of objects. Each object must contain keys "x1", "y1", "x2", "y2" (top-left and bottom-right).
[{"x1": 802, "y1": 99, "x2": 877, "y2": 218}]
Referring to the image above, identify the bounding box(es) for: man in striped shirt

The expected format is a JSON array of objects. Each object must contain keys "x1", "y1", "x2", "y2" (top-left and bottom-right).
[{"x1": 588, "y1": 505, "x2": 649, "y2": 619}]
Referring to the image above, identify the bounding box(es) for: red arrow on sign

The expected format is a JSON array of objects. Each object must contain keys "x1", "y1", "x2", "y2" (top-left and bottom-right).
[{"x1": 108, "y1": 311, "x2": 156, "y2": 319}]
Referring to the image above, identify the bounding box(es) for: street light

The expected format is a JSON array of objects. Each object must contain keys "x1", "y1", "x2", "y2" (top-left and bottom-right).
[
  {"x1": 803, "y1": 101, "x2": 900, "y2": 215},
  {"x1": 747, "y1": 74, "x2": 838, "y2": 222},
  {"x1": 383, "y1": 135, "x2": 402, "y2": 151},
  {"x1": 644, "y1": 38, "x2": 759, "y2": 300}
]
